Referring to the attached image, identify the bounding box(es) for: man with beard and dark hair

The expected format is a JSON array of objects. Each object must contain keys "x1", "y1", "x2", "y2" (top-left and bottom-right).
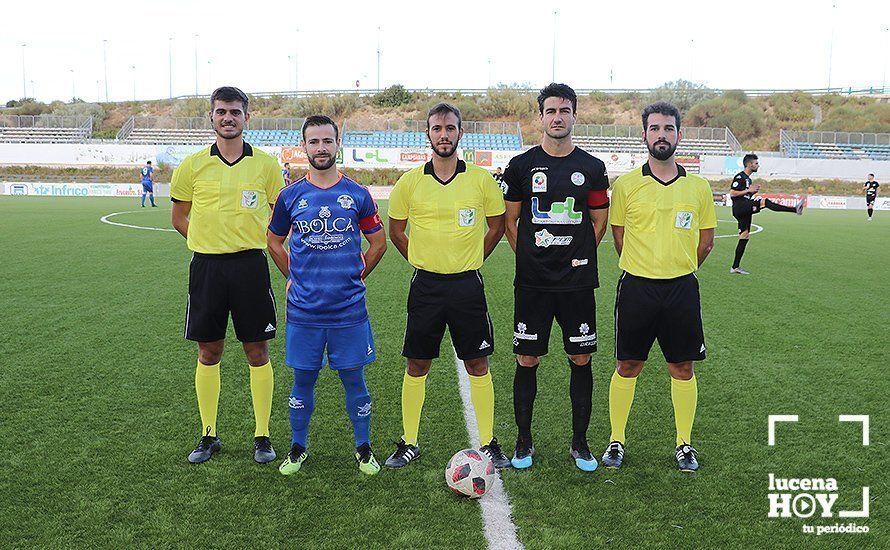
[
  {"x1": 170, "y1": 86, "x2": 284, "y2": 465},
  {"x1": 729, "y1": 153, "x2": 804, "y2": 274},
  {"x1": 384, "y1": 102, "x2": 511, "y2": 470},
  {"x1": 267, "y1": 115, "x2": 387, "y2": 476},
  {"x1": 602, "y1": 100, "x2": 717, "y2": 472},
  {"x1": 502, "y1": 82, "x2": 610, "y2": 471}
]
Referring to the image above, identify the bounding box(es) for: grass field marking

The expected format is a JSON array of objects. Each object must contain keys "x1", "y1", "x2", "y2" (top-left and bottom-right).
[
  {"x1": 99, "y1": 210, "x2": 178, "y2": 232},
  {"x1": 768, "y1": 414, "x2": 799, "y2": 446},
  {"x1": 838, "y1": 415, "x2": 870, "y2": 446},
  {"x1": 453, "y1": 347, "x2": 524, "y2": 550}
]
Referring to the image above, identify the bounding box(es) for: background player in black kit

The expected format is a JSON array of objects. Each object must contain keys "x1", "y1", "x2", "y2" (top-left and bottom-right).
[
  {"x1": 503, "y1": 83, "x2": 610, "y2": 471},
  {"x1": 730, "y1": 154, "x2": 805, "y2": 274},
  {"x1": 864, "y1": 173, "x2": 879, "y2": 220}
]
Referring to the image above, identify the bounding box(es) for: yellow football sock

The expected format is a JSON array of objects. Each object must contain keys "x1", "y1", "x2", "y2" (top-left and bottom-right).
[
  {"x1": 195, "y1": 361, "x2": 220, "y2": 437},
  {"x1": 608, "y1": 370, "x2": 637, "y2": 444},
  {"x1": 401, "y1": 372, "x2": 427, "y2": 446},
  {"x1": 249, "y1": 361, "x2": 274, "y2": 437},
  {"x1": 469, "y1": 371, "x2": 495, "y2": 445},
  {"x1": 671, "y1": 374, "x2": 698, "y2": 447}
]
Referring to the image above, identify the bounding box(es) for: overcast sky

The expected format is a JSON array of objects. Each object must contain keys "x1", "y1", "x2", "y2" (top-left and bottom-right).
[{"x1": 1, "y1": 0, "x2": 888, "y2": 103}]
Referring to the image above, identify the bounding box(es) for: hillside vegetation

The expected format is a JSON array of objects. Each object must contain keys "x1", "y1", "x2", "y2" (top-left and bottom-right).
[{"x1": 5, "y1": 81, "x2": 889, "y2": 150}]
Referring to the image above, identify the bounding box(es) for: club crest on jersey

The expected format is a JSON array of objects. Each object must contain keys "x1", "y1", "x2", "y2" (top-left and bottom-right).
[
  {"x1": 241, "y1": 190, "x2": 259, "y2": 209},
  {"x1": 319, "y1": 206, "x2": 331, "y2": 219},
  {"x1": 675, "y1": 211, "x2": 693, "y2": 230},
  {"x1": 571, "y1": 172, "x2": 585, "y2": 186},
  {"x1": 534, "y1": 228, "x2": 573, "y2": 248},
  {"x1": 337, "y1": 194, "x2": 355, "y2": 210},
  {"x1": 531, "y1": 196, "x2": 582, "y2": 224},
  {"x1": 532, "y1": 172, "x2": 547, "y2": 192},
  {"x1": 458, "y1": 208, "x2": 476, "y2": 227}
]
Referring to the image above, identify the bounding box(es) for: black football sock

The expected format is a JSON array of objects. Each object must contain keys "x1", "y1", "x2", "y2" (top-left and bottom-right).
[
  {"x1": 764, "y1": 199, "x2": 796, "y2": 213},
  {"x1": 569, "y1": 357, "x2": 593, "y2": 443},
  {"x1": 732, "y1": 239, "x2": 749, "y2": 269},
  {"x1": 868, "y1": 208, "x2": 873, "y2": 218},
  {"x1": 513, "y1": 361, "x2": 538, "y2": 440}
]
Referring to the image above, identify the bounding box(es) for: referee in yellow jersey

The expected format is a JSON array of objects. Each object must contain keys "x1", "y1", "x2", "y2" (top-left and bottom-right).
[
  {"x1": 601, "y1": 101, "x2": 716, "y2": 472},
  {"x1": 384, "y1": 103, "x2": 511, "y2": 469},
  {"x1": 171, "y1": 86, "x2": 284, "y2": 464}
]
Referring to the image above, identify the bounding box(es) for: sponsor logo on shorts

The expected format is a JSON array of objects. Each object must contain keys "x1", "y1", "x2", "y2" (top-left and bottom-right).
[
  {"x1": 337, "y1": 194, "x2": 355, "y2": 210},
  {"x1": 458, "y1": 208, "x2": 476, "y2": 227},
  {"x1": 535, "y1": 228, "x2": 573, "y2": 248},
  {"x1": 532, "y1": 172, "x2": 547, "y2": 192},
  {"x1": 675, "y1": 211, "x2": 693, "y2": 230},
  {"x1": 571, "y1": 258, "x2": 588, "y2": 267},
  {"x1": 568, "y1": 323, "x2": 596, "y2": 345},
  {"x1": 531, "y1": 197, "x2": 582, "y2": 225},
  {"x1": 479, "y1": 340, "x2": 491, "y2": 350},
  {"x1": 571, "y1": 172, "x2": 585, "y2": 186},
  {"x1": 265, "y1": 323, "x2": 276, "y2": 333},
  {"x1": 288, "y1": 397, "x2": 304, "y2": 409},
  {"x1": 241, "y1": 190, "x2": 259, "y2": 209},
  {"x1": 513, "y1": 322, "x2": 538, "y2": 341}
]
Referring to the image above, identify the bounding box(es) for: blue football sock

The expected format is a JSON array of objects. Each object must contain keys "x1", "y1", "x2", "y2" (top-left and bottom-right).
[
  {"x1": 149, "y1": 194, "x2": 156, "y2": 206},
  {"x1": 289, "y1": 368, "x2": 319, "y2": 448},
  {"x1": 339, "y1": 367, "x2": 371, "y2": 448},
  {"x1": 141, "y1": 193, "x2": 146, "y2": 206}
]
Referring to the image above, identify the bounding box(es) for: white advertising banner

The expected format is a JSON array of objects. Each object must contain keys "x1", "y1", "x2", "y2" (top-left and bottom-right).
[{"x1": 1, "y1": 182, "x2": 144, "y2": 197}]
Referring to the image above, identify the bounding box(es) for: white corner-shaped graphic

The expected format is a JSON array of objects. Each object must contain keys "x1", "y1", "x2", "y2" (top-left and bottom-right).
[
  {"x1": 839, "y1": 487, "x2": 870, "y2": 518},
  {"x1": 768, "y1": 415, "x2": 799, "y2": 446},
  {"x1": 839, "y1": 415, "x2": 870, "y2": 446}
]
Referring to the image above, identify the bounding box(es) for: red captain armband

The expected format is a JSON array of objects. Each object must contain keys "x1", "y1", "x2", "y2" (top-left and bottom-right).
[
  {"x1": 359, "y1": 213, "x2": 383, "y2": 233},
  {"x1": 587, "y1": 189, "x2": 610, "y2": 209}
]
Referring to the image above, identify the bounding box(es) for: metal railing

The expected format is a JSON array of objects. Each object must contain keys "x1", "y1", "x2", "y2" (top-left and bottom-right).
[
  {"x1": 781, "y1": 129, "x2": 890, "y2": 146},
  {"x1": 127, "y1": 116, "x2": 306, "y2": 131},
  {"x1": 343, "y1": 119, "x2": 522, "y2": 136},
  {"x1": 117, "y1": 116, "x2": 136, "y2": 140},
  {"x1": 78, "y1": 116, "x2": 93, "y2": 139},
  {"x1": 574, "y1": 124, "x2": 736, "y2": 143},
  {"x1": 0, "y1": 114, "x2": 92, "y2": 129}
]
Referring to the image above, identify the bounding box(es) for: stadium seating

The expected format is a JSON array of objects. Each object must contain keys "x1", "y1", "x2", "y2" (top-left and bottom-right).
[
  {"x1": 781, "y1": 130, "x2": 890, "y2": 160},
  {"x1": 123, "y1": 128, "x2": 303, "y2": 146},
  {"x1": 342, "y1": 131, "x2": 522, "y2": 150},
  {"x1": 0, "y1": 115, "x2": 92, "y2": 143},
  {"x1": 573, "y1": 135, "x2": 735, "y2": 156}
]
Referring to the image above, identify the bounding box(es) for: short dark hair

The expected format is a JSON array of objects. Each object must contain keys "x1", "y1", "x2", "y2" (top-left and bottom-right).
[
  {"x1": 868, "y1": 173, "x2": 875, "y2": 177},
  {"x1": 301, "y1": 115, "x2": 339, "y2": 141},
  {"x1": 210, "y1": 86, "x2": 249, "y2": 112},
  {"x1": 743, "y1": 153, "x2": 758, "y2": 167},
  {"x1": 146, "y1": 160, "x2": 152, "y2": 165},
  {"x1": 284, "y1": 162, "x2": 290, "y2": 167},
  {"x1": 426, "y1": 102, "x2": 462, "y2": 130},
  {"x1": 537, "y1": 83, "x2": 577, "y2": 114},
  {"x1": 641, "y1": 101, "x2": 681, "y2": 130}
]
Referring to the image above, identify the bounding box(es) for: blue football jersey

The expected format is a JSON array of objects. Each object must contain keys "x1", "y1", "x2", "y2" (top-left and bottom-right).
[
  {"x1": 140, "y1": 165, "x2": 153, "y2": 183},
  {"x1": 269, "y1": 175, "x2": 382, "y2": 328}
]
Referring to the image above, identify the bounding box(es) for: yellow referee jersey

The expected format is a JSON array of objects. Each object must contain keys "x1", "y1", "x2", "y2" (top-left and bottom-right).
[
  {"x1": 171, "y1": 142, "x2": 284, "y2": 254},
  {"x1": 609, "y1": 163, "x2": 717, "y2": 279},
  {"x1": 389, "y1": 160, "x2": 506, "y2": 274}
]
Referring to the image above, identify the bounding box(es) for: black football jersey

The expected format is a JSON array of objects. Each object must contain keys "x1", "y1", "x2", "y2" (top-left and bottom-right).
[
  {"x1": 730, "y1": 171, "x2": 755, "y2": 204},
  {"x1": 503, "y1": 146, "x2": 609, "y2": 291}
]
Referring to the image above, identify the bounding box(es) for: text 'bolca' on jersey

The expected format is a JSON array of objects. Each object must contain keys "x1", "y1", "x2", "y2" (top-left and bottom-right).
[{"x1": 503, "y1": 145, "x2": 610, "y2": 291}]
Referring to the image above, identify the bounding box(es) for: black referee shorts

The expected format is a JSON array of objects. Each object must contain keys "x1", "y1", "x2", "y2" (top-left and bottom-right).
[
  {"x1": 614, "y1": 272, "x2": 705, "y2": 364},
  {"x1": 866, "y1": 194, "x2": 876, "y2": 207},
  {"x1": 185, "y1": 249, "x2": 277, "y2": 343},
  {"x1": 402, "y1": 269, "x2": 494, "y2": 361},
  {"x1": 733, "y1": 200, "x2": 761, "y2": 233},
  {"x1": 513, "y1": 288, "x2": 597, "y2": 356}
]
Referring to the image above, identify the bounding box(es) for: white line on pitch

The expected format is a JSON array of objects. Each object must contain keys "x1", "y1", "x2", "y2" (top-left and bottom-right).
[
  {"x1": 99, "y1": 210, "x2": 177, "y2": 232},
  {"x1": 453, "y1": 347, "x2": 524, "y2": 550}
]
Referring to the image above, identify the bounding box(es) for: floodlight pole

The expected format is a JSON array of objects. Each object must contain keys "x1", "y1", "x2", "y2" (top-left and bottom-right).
[
  {"x1": 194, "y1": 33, "x2": 199, "y2": 96},
  {"x1": 103, "y1": 39, "x2": 109, "y2": 102},
  {"x1": 20, "y1": 43, "x2": 27, "y2": 99},
  {"x1": 827, "y1": 2, "x2": 836, "y2": 90},
  {"x1": 168, "y1": 36, "x2": 174, "y2": 99},
  {"x1": 130, "y1": 65, "x2": 136, "y2": 101},
  {"x1": 70, "y1": 68, "x2": 76, "y2": 101},
  {"x1": 551, "y1": 10, "x2": 558, "y2": 82},
  {"x1": 295, "y1": 28, "x2": 300, "y2": 93},
  {"x1": 882, "y1": 25, "x2": 889, "y2": 92},
  {"x1": 376, "y1": 26, "x2": 381, "y2": 91}
]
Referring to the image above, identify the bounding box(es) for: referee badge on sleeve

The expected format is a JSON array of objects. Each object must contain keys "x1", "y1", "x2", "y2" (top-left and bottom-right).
[
  {"x1": 241, "y1": 190, "x2": 259, "y2": 209},
  {"x1": 675, "y1": 211, "x2": 693, "y2": 230}
]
